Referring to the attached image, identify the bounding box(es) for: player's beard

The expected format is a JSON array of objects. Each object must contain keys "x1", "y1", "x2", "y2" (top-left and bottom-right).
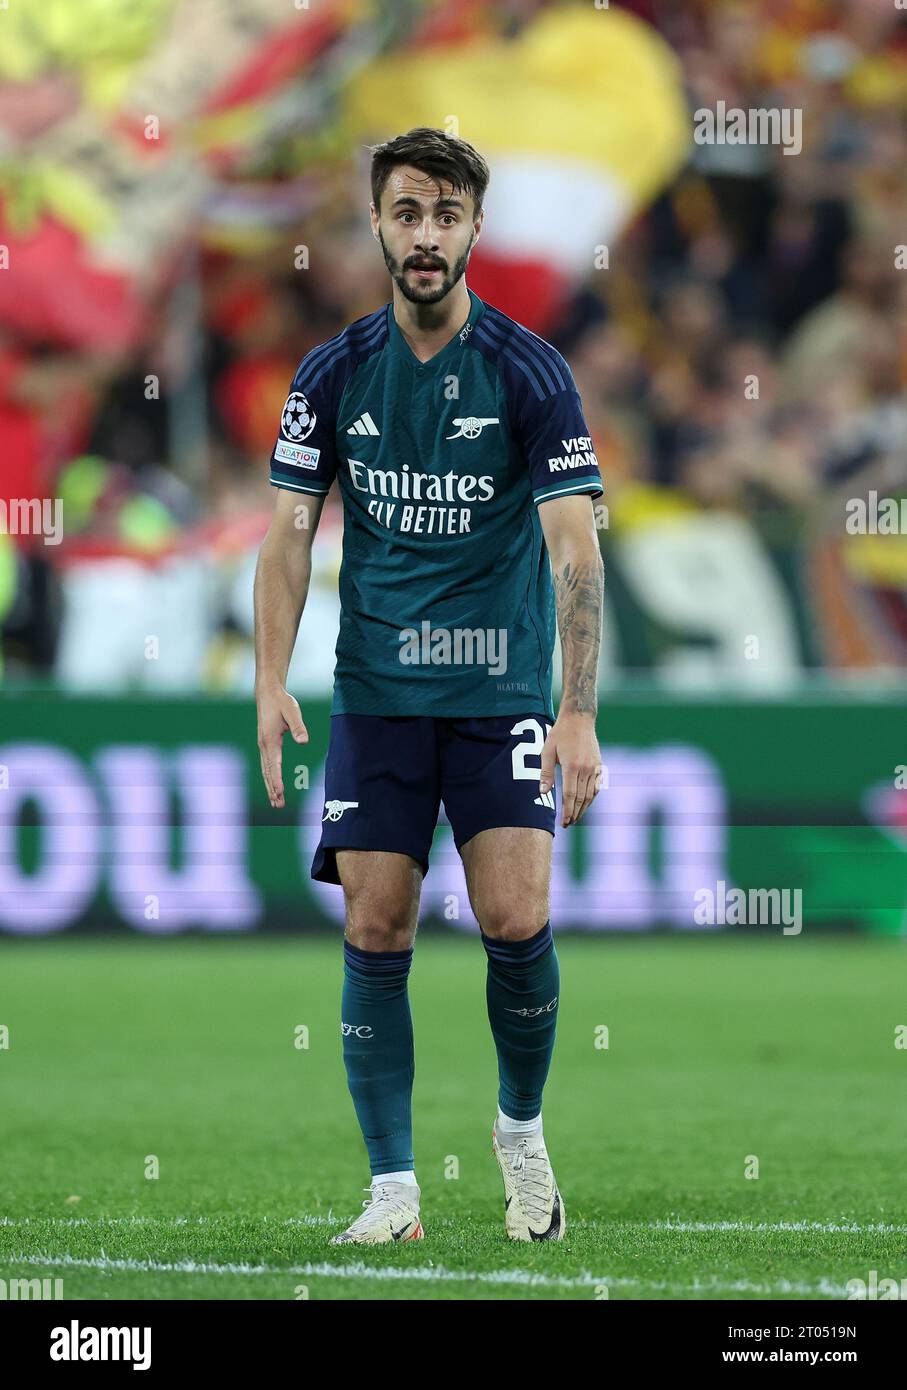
[{"x1": 379, "y1": 229, "x2": 475, "y2": 305}]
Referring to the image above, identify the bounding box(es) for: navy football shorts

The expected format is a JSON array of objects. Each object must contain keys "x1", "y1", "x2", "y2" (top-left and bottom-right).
[{"x1": 312, "y1": 713, "x2": 557, "y2": 884}]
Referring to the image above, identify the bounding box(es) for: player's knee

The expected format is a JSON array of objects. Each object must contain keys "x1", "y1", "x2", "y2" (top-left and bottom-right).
[
  {"x1": 345, "y1": 915, "x2": 414, "y2": 952},
  {"x1": 477, "y1": 900, "x2": 548, "y2": 942}
]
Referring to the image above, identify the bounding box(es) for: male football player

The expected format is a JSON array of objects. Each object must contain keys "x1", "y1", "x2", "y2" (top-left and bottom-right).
[{"x1": 254, "y1": 128, "x2": 603, "y2": 1244}]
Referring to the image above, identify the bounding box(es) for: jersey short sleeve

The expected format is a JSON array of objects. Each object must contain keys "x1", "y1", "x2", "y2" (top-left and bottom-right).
[
  {"x1": 511, "y1": 346, "x2": 603, "y2": 507},
  {"x1": 269, "y1": 354, "x2": 340, "y2": 497}
]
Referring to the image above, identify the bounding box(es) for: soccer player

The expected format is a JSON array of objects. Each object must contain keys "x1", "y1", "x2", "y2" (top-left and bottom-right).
[{"x1": 254, "y1": 128, "x2": 603, "y2": 1244}]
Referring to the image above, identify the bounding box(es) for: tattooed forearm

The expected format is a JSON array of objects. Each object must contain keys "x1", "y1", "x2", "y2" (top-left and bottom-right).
[{"x1": 553, "y1": 551, "x2": 604, "y2": 715}]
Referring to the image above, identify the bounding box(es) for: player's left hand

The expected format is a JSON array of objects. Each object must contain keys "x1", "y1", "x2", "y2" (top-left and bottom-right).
[{"x1": 540, "y1": 712, "x2": 603, "y2": 827}]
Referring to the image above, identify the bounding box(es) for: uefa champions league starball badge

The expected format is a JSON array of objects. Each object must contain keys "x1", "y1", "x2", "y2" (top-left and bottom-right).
[{"x1": 280, "y1": 391, "x2": 317, "y2": 443}]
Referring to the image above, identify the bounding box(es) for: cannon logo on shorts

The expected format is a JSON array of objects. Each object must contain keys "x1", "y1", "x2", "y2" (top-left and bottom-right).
[{"x1": 323, "y1": 799, "x2": 359, "y2": 822}]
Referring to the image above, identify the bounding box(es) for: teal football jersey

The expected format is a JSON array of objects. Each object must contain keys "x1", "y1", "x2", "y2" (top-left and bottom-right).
[{"x1": 269, "y1": 288, "x2": 603, "y2": 717}]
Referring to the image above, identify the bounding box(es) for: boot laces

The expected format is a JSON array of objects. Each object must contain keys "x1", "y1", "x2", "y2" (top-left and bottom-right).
[
  {"x1": 345, "y1": 1184, "x2": 415, "y2": 1234},
  {"x1": 505, "y1": 1138, "x2": 553, "y2": 1220}
]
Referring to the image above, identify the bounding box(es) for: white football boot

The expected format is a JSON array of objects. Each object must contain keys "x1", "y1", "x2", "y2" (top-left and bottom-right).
[
  {"x1": 492, "y1": 1124, "x2": 566, "y2": 1241},
  {"x1": 331, "y1": 1180, "x2": 424, "y2": 1245}
]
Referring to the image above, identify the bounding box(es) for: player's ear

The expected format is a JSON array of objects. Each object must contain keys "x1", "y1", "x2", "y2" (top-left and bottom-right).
[{"x1": 369, "y1": 202, "x2": 380, "y2": 239}]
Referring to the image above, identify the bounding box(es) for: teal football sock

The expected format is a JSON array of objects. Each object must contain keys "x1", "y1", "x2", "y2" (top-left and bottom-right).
[
  {"x1": 482, "y1": 922, "x2": 559, "y2": 1121},
  {"x1": 341, "y1": 940, "x2": 415, "y2": 1177}
]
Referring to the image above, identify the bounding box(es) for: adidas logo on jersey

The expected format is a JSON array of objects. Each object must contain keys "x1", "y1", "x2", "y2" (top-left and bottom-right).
[
  {"x1": 347, "y1": 412, "x2": 380, "y2": 436},
  {"x1": 534, "y1": 790, "x2": 555, "y2": 809}
]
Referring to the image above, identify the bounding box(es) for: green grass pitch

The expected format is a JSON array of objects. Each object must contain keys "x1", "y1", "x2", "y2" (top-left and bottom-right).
[{"x1": 1, "y1": 934, "x2": 905, "y2": 1301}]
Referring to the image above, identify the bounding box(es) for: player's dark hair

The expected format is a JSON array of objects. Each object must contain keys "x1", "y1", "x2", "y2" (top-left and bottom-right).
[{"x1": 370, "y1": 127, "x2": 490, "y2": 219}]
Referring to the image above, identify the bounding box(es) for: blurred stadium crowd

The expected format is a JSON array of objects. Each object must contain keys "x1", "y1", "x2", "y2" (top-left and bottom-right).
[{"x1": 2, "y1": 0, "x2": 907, "y2": 691}]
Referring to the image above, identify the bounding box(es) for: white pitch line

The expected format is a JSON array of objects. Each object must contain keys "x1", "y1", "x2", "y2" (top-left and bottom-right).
[
  {"x1": 0, "y1": 1215, "x2": 339, "y2": 1228},
  {"x1": 625, "y1": 1219, "x2": 907, "y2": 1236},
  {"x1": 3, "y1": 1253, "x2": 608, "y2": 1290},
  {"x1": 2, "y1": 1216, "x2": 905, "y2": 1235},
  {"x1": 0, "y1": 1252, "x2": 851, "y2": 1297}
]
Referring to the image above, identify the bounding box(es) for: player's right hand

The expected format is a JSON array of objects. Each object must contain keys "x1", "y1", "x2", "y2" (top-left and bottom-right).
[{"x1": 256, "y1": 685, "x2": 308, "y2": 809}]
